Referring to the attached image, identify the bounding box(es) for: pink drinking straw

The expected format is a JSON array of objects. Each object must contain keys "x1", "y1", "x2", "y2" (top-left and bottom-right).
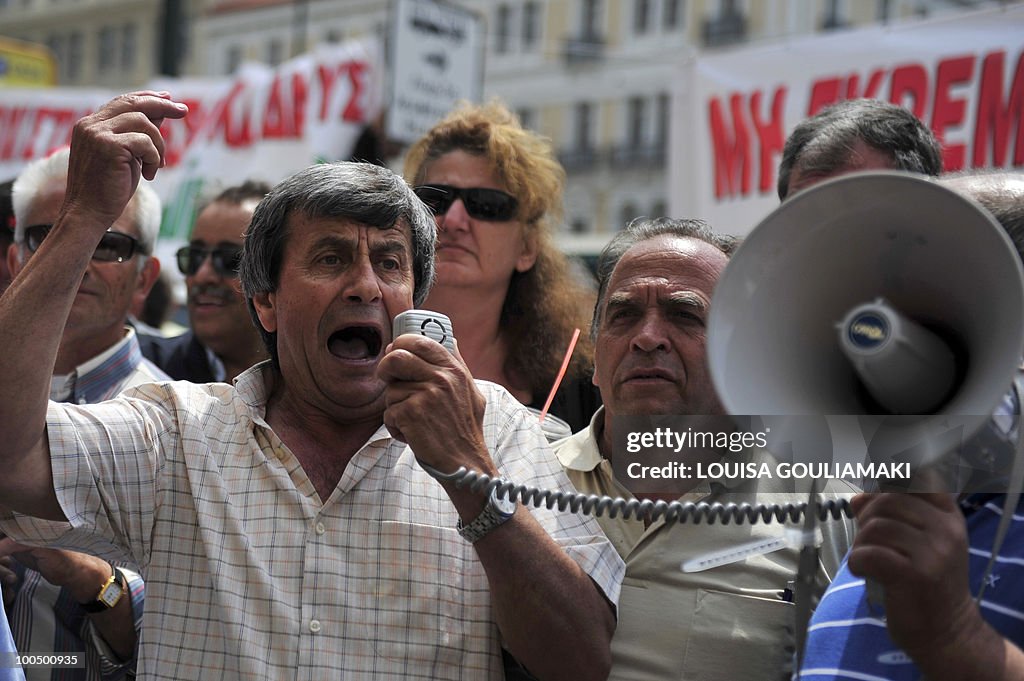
[{"x1": 538, "y1": 328, "x2": 581, "y2": 423}]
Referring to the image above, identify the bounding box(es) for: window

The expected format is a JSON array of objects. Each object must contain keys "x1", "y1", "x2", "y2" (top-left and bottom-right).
[
  {"x1": 664, "y1": 0, "x2": 682, "y2": 28},
  {"x1": 376, "y1": 21, "x2": 390, "y2": 58},
  {"x1": 226, "y1": 45, "x2": 242, "y2": 75},
  {"x1": 67, "y1": 31, "x2": 82, "y2": 80},
  {"x1": 656, "y1": 92, "x2": 670, "y2": 146},
  {"x1": 267, "y1": 38, "x2": 283, "y2": 66},
  {"x1": 620, "y1": 202, "x2": 639, "y2": 229},
  {"x1": 877, "y1": 0, "x2": 892, "y2": 22},
  {"x1": 523, "y1": 1, "x2": 539, "y2": 48},
  {"x1": 121, "y1": 23, "x2": 136, "y2": 69},
  {"x1": 574, "y1": 102, "x2": 593, "y2": 151},
  {"x1": 495, "y1": 4, "x2": 511, "y2": 54},
  {"x1": 516, "y1": 107, "x2": 535, "y2": 131},
  {"x1": 46, "y1": 33, "x2": 65, "y2": 80},
  {"x1": 634, "y1": 0, "x2": 650, "y2": 34},
  {"x1": 98, "y1": 25, "x2": 116, "y2": 70},
  {"x1": 628, "y1": 96, "x2": 646, "y2": 147},
  {"x1": 581, "y1": 0, "x2": 601, "y2": 39},
  {"x1": 823, "y1": 0, "x2": 848, "y2": 29}
]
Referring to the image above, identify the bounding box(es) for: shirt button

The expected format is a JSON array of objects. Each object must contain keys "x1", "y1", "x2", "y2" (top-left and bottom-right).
[
  {"x1": 309, "y1": 619, "x2": 321, "y2": 633},
  {"x1": 315, "y1": 522, "x2": 325, "y2": 536}
]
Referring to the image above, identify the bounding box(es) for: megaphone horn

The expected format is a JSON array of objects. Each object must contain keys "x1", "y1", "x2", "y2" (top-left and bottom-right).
[{"x1": 708, "y1": 171, "x2": 1024, "y2": 470}]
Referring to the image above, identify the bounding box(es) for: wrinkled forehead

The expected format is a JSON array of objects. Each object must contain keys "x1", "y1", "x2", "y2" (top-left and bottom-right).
[
  {"x1": 286, "y1": 211, "x2": 413, "y2": 249},
  {"x1": 609, "y1": 235, "x2": 727, "y2": 296},
  {"x1": 192, "y1": 199, "x2": 259, "y2": 245}
]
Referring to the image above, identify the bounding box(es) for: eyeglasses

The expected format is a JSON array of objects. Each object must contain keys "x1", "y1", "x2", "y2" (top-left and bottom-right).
[
  {"x1": 413, "y1": 184, "x2": 519, "y2": 222},
  {"x1": 176, "y1": 245, "x2": 243, "y2": 277},
  {"x1": 25, "y1": 224, "x2": 139, "y2": 263}
]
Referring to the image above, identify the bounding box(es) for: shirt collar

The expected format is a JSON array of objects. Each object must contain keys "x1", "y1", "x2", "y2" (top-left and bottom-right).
[
  {"x1": 56, "y1": 327, "x2": 145, "y2": 404},
  {"x1": 238, "y1": 361, "x2": 393, "y2": 446},
  {"x1": 556, "y1": 406, "x2": 606, "y2": 472},
  {"x1": 204, "y1": 344, "x2": 226, "y2": 382}
]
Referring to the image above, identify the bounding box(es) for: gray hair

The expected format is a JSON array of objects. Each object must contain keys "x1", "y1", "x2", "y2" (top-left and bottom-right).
[
  {"x1": 591, "y1": 217, "x2": 737, "y2": 341},
  {"x1": 190, "y1": 179, "x2": 273, "y2": 232},
  {"x1": 778, "y1": 99, "x2": 943, "y2": 200},
  {"x1": 12, "y1": 148, "x2": 162, "y2": 263},
  {"x1": 240, "y1": 161, "x2": 437, "y2": 368}
]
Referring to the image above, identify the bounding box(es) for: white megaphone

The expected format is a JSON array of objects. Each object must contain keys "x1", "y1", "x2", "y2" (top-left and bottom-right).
[{"x1": 708, "y1": 171, "x2": 1024, "y2": 474}]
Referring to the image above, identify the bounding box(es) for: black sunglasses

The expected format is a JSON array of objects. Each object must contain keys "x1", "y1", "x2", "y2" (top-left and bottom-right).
[
  {"x1": 25, "y1": 224, "x2": 138, "y2": 263},
  {"x1": 176, "y1": 245, "x2": 243, "y2": 277},
  {"x1": 413, "y1": 184, "x2": 519, "y2": 222}
]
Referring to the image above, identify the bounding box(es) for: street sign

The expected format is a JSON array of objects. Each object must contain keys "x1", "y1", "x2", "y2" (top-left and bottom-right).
[{"x1": 387, "y1": 0, "x2": 484, "y2": 144}]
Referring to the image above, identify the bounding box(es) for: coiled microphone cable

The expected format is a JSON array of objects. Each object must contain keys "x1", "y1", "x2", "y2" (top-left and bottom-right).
[{"x1": 418, "y1": 462, "x2": 853, "y2": 525}]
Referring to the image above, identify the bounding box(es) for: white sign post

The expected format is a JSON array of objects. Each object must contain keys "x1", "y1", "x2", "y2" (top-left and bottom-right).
[{"x1": 387, "y1": 0, "x2": 485, "y2": 144}]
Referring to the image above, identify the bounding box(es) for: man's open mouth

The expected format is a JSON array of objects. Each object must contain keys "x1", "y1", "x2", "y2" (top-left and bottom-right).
[{"x1": 328, "y1": 326, "x2": 383, "y2": 360}]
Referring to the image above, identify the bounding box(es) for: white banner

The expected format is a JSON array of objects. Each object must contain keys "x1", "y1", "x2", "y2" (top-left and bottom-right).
[
  {"x1": 0, "y1": 38, "x2": 383, "y2": 250},
  {"x1": 671, "y1": 5, "x2": 1024, "y2": 237}
]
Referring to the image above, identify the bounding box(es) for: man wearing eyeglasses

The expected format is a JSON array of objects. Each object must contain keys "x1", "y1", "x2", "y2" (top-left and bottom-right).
[
  {"x1": 141, "y1": 182, "x2": 269, "y2": 383},
  {"x1": 0, "y1": 180, "x2": 14, "y2": 295},
  {"x1": 1, "y1": 147, "x2": 161, "y2": 680}
]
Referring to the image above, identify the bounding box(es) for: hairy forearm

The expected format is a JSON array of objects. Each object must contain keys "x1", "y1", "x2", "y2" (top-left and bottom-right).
[
  {"x1": 448, "y1": 486, "x2": 614, "y2": 680},
  {"x1": 0, "y1": 92, "x2": 185, "y2": 518},
  {"x1": 910, "y1": 617, "x2": 1024, "y2": 681},
  {"x1": 0, "y1": 221, "x2": 100, "y2": 517}
]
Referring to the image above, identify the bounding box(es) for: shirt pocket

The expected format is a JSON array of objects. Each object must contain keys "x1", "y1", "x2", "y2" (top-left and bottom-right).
[
  {"x1": 680, "y1": 588, "x2": 794, "y2": 681},
  {"x1": 370, "y1": 521, "x2": 481, "y2": 668}
]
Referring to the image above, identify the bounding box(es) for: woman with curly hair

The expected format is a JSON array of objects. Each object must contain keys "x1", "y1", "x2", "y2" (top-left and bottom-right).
[{"x1": 404, "y1": 101, "x2": 600, "y2": 433}]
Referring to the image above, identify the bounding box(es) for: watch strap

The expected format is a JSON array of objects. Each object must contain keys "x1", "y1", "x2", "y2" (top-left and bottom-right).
[
  {"x1": 79, "y1": 563, "x2": 125, "y2": 613},
  {"x1": 457, "y1": 489, "x2": 516, "y2": 543}
]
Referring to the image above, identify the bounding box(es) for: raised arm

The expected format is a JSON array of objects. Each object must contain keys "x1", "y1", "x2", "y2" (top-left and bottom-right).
[{"x1": 0, "y1": 92, "x2": 187, "y2": 519}]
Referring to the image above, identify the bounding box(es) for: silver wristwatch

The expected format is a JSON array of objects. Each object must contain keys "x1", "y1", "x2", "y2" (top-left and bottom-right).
[{"x1": 457, "y1": 487, "x2": 517, "y2": 543}]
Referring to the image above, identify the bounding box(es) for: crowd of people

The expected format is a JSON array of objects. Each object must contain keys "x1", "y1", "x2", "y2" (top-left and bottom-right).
[{"x1": 0, "y1": 89, "x2": 1021, "y2": 681}]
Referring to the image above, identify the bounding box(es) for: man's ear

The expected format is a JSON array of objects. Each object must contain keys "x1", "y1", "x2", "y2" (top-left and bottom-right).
[
  {"x1": 252, "y1": 291, "x2": 278, "y2": 333},
  {"x1": 7, "y1": 242, "x2": 22, "y2": 279},
  {"x1": 139, "y1": 255, "x2": 161, "y2": 293},
  {"x1": 130, "y1": 256, "x2": 161, "y2": 316}
]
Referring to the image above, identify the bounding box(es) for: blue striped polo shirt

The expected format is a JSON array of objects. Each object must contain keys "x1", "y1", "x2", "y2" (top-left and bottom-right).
[{"x1": 798, "y1": 492, "x2": 1024, "y2": 680}]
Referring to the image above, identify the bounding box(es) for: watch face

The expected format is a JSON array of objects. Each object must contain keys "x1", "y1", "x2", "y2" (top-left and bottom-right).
[
  {"x1": 99, "y1": 582, "x2": 124, "y2": 608},
  {"x1": 490, "y1": 488, "x2": 517, "y2": 517}
]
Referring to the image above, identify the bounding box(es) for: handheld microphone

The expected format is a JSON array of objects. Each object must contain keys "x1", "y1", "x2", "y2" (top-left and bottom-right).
[{"x1": 393, "y1": 310, "x2": 456, "y2": 354}]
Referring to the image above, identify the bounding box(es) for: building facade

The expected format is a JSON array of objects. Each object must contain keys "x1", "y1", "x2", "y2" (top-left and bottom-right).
[{"x1": 0, "y1": 0, "x2": 1007, "y2": 245}]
